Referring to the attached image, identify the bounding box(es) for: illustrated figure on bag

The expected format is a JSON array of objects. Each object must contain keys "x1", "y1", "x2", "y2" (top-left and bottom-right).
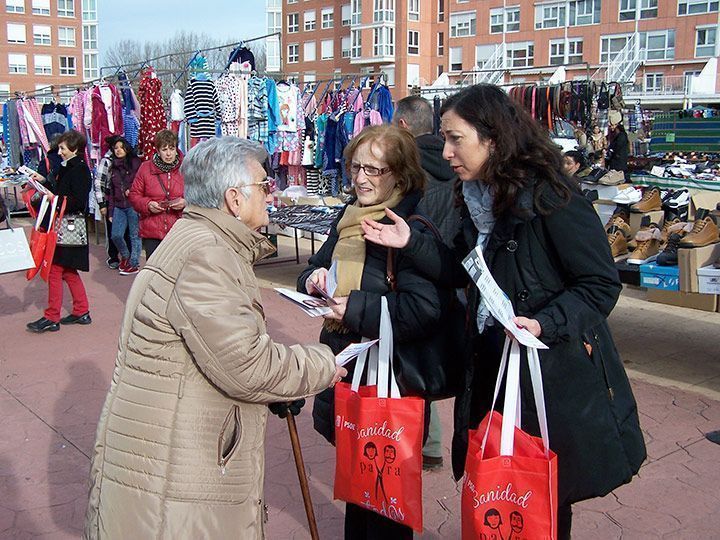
[{"x1": 483, "y1": 508, "x2": 504, "y2": 540}]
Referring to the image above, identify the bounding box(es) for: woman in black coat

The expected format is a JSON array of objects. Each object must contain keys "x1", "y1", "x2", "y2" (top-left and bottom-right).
[
  {"x1": 297, "y1": 125, "x2": 441, "y2": 540},
  {"x1": 361, "y1": 85, "x2": 646, "y2": 539},
  {"x1": 606, "y1": 112, "x2": 630, "y2": 175},
  {"x1": 27, "y1": 130, "x2": 92, "y2": 333}
]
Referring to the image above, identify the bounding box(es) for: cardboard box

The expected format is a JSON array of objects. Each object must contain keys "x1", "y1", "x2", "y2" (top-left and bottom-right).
[
  {"x1": 690, "y1": 191, "x2": 720, "y2": 220},
  {"x1": 640, "y1": 263, "x2": 680, "y2": 291},
  {"x1": 678, "y1": 243, "x2": 720, "y2": 292},
  {"x1": 593, "y1": 202, "x2": 617, "y2": 226},
  {"x1": 629, "y1": 210, "x2": 664, "y2": 236},
  {"x1": 647, "y1": 289, "x2": 718, "y2": 312},
  {"x1": 697, "y1": 265, "x2": 720, "y2": 295},
  {"x1": 581, "y1": 182, "x2": 632, "y2": 201}
]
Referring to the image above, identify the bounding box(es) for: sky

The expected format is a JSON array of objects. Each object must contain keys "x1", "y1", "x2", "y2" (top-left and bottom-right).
[{"x1": 98, "y1": 0, "x2": 268, "y2": 63}]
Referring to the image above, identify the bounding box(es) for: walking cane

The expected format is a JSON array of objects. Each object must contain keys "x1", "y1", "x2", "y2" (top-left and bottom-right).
[{"x1": 286, "y1": 413, "x2": 320, "y2": 540}]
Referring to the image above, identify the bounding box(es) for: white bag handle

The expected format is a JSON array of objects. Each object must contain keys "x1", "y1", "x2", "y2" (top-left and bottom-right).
[
  {"x1": 349, "y1": 297, "x2": 400, "y2": 399},
  {"x1": 34, "y1": 195, "x2": 56, "y2": 231}
]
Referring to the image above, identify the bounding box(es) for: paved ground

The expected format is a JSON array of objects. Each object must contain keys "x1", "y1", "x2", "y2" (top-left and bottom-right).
[{"x1": 1, "y1": 234, "x2": 719, "y2": 539}]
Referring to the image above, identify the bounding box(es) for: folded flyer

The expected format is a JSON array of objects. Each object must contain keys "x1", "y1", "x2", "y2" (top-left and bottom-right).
[{"x1": 275, "y1": 288, "x2": 333, "y2": 317}]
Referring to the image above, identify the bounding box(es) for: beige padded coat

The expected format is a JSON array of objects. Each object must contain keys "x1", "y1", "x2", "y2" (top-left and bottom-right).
[{"x1": 84, "y1": 206, "x2": 337, "y2": 539}]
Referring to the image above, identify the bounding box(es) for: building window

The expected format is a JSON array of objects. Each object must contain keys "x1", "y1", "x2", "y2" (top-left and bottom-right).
[
  {"x1": 373, "y1": 0, "x2": 395, "y2": 23},
  {"x1": 535, "y1": 3, "x2": 565, "y2": 29},
  {"x1": 438, "y1": 0, "x2": 444, "y2": 21},
  {"x1": 403, "y1": 30, "x2": 418, "y2": 55},
  {"x1": 450, "y1": 11, "x2": 476, "y2": 37},
  {"x1": 619, "y1": 0, "x2": 658, "y2": 20},
  {"x1": 437, "y1": 64, "x2": 444, "y2": 77},
  {"x1": 549, "y1": 40, "x2": 565, "y2": 66},
  {"x1": 341, "y1": 4, "x2": 351, "y2": 25},
  {"x1": 304, "y1": 10, "x2": 316, "y2": 31},
  {"x1": 407, "y1": 63, "x2": 420, "y2": 87},
  {"x1": 490, "y1": 6, "x2": 520, "y2": 33},
  {"x1": 679, "y1": 0, "x2": 719, "y2": 15},
  {"x1": 640, "y1": 29, "x2": 675, "y2": 60},
  {"x1": 287, "y1": 43, "x2": 299, "y2": 63},
  {"x1": 550, "y1": 37, "x2": 583, "y2": 65},
  {"x1": 341, "y1": 35, "x2": 351, "y2": 57},
  {"x1": 8, "y1": 53, "x2": 27, "y2": 74},
  {"x1": 696, "y1": 26, "x2": 717, "y2": 57},
  {"x1": 437, "y1": 32, "x2": 444, "y2": 55},
  {"x1": 59, "y1": 55, "x2": 75, "y2": 75},
  {"x1": 373, "y1": 26, "x2": 394, "y2": 56},
  {"x1": 31, "y1": 0, "x2": 49, "y2": 15},
  {"x1": 58, "y1": 26, "x2": 75, "y2": 46},
  {"x1": 568, "y1": 38, "x2": 583, "y2": 63},
  {"x1": 644, "y1": 73, "x2": 664, "y2": 92},
  {"x1": 267, "y1": 38, "x2": 281, "y2": 72},
  {"x1": 57, "y1": 0, "x2": 74, "y2": 17},
  {"x1": 321, "y1": 7, "x2": 334, "y2": 28},
  {"x1": 82, "y1": 24, "x2": 96, "y2": 49},
  {"x1": 33, "y1": 24, "x2": 51, "y2": 45},
  {"x1": 569, "y1": 0, "x2": 601, "y2": 25},
  {"x1": 287, "y1": 0, "x2": 297, "y2": 3},
  {"x1": 506, "y1": 41, "x2": 534, "y2": 67},
  {"x1": 351, "y1": 0, "x2": 361, "y2": 24},
  {"x1": 7, "y1": 23, "x2": 26, "y2": 44},
  {"x1": 684, "y1": 70, "x2": 701, "y2": 92},
  {"x1": 303, "y1": 41, "x2": 316, "y2": 61},
  {"x1": 450, "y1": 47, "x2": 463, "y2": 71},
  {"x1": 288, "y1": 13, "x2": 299, "y2": 33},
  {"x1": 6, "y1": 0, "x2": 25, "y2": 13},
  {"x1": 408, "y1": 0, "x2": 419, "y2": 21},
  {"x1": 0, "y1": 83, "x2": 10, "y2": 103},
  {"x1": 321, "y1": 39, "x2": 333, "y2": 59},
  {"x1": 34, "y1": 54, "x2": 52, "y2": 74},
  {"x1": 351, "y1": 29, "x2": 361, "y2": 57},
  {"x1": 600, "y1": 34, "x2": 632, "y2": 63},
  {"x1": 35, "y1": 84, "x2": 53, "y2": 103},
  {"x1": 268, "y1": 10, "x2": 281, "y2": 33},
  {"x1": 83, "y1": 51, "x2": 97, "y2": 79},
  {"x1": 82, "y1": 0, "x2": 96, "y2": 21}
]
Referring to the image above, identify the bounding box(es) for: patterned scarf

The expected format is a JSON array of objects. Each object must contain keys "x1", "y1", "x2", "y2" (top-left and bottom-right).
[{"x1": 153, "y1": 153, "x2": 178, "y2": 173}]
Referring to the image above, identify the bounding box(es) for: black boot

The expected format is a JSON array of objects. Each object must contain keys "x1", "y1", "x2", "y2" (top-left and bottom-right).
[{"x1": 26, "y1": 317, "x2": 60, "y2": 333}]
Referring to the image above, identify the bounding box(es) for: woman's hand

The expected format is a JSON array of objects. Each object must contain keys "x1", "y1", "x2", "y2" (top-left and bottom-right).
[
  {"x1": 100, "y1": 207, "x2": 107, "y2": 217},
  {"x1": 361, "y1": 208, "x2": 411, "y2": 249},
  {"x1": 305, "y1": 267, "x2": 328, "y2": 295},
  {"x1": 505, "y1": 316, "x2": 542, "y2": 341},
  {"x1": 148, "y1": 200, "x2": 164, "y2": 214},
  {"x1": 169, "y1": 197, "x2": 186, "y2": 211},
  {"x1": 30, "y1": 172, "x2": 45, "y2": 182},
  {"x1": 330, "y1": 366, "x2": 348, "y2": 388},
  {"x1": 323, "y1": 296, "x2": 348, "y2": 321}
]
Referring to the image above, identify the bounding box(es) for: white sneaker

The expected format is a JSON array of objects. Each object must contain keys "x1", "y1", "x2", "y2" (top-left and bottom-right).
[
  {"x1": 613, "y1": 187, "x2": 642, "y2": 204},
  {"x1": 665, "y1": 189, "x2": 690, "y2": 209}
]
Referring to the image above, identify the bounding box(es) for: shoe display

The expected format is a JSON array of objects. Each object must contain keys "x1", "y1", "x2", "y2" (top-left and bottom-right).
[
  {"x1": 604, "y1": 208, "x2": 631, "y2": 231},
  {"x1": 106, "y1": 257, "x2": 120, "y2": 270},
  {"x1": 631, "y1": 187, "x2": 662, "y2": 213},
  {"x1": 607, "y1": 225, "x2": 629, "y2": 258},
  {"x1": 26, "y1": 317, "x2": 60, "y2": 333},
  {"x1": 59, "y1": 312, "x2": 92, "y2": 325},
  {"x1": 119, "y1": 265, "x2": 139, "y2": 276},
  {"x1": 627, "y1": 224, "x2": 662, "y2": 264},
  {"x1": 612, "y1": 187, "x2": 642, "y2": 205},
  {"x1": 606, "y1": 216, "x2": 632, "y2": 241},
  {"x1": 664, "y1": 189, "x2": 690, "y2": 209},
  {"x1": 422, "y1": 455, "x2": 443, "y2": 471},
  {"x1": 598, "y1": 170, "x2": 625, "y2": 186},
  {"x1": 678, "y1": 210, "x2": 720, "y2": 248},
  {"x1": 659, "y1": 217, "x2": 683, "y2": 246},
  {"x1": 656, "y1": 233, "x2": 686, "y2": 266},
  {"x1": 583, "y1": 189, "x2": 599, "y2": 202}
]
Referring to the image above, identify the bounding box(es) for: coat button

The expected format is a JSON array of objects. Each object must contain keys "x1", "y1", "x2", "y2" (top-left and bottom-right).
[
  {"x1": 517, "y1": 289, "x2": 529, "y2": 302},
  {"x1": 506, "y1": 240, "x2": 518, "y2": 252}
]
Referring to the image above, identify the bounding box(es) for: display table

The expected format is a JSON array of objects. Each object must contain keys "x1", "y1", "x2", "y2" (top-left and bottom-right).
[{"x1": 631, "y1": 173, "x2": 720, "y2": 192}]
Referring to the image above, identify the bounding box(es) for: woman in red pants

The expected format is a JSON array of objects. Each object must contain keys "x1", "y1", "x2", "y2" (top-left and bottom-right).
[{"x1": 27, "y1": 130, "x2": 92, "y2": 333}]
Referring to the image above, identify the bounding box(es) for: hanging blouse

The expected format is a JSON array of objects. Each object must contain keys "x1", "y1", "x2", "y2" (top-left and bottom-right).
[
  {"x1": 276, "y1": 82, "x2": 298, "y2": 133},
  {"x1": 138, "y1": 69, "x2": 167, "y2": 160},
  {"x1": 170, "y1": 89, "x2": 184, "y2": 122},
  {"x1": 216, "y1": 72, "x2": 248, "y2": 138},
  {"x1": 90, "y1": 83, "x2": 125, "y2": 156},
  {"x1": 184, "y1": 78, "x2": 220, "y2": 139},
  {"x1": 17, "y1": 98, "x2": 50, "y2": 153},
  {"x1": 42, "y1": 103, "x2": 69, "y2": 140},
  {"x1": 247, "y1": 76, "x2": 269, "y2": 144}
]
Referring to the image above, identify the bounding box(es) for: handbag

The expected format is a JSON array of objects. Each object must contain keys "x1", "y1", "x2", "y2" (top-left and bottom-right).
[
  {"x1": 334, "y1": 297, "x2": 425, "y2": 532},
  {"x1": 461, "y1": 338, "x2": 558, "y2": 539},
  {"x1": 596, "y1": 82, "x2": 609, "y2": 110},
  {"x1": 386, "y1": 215, "x2": 465, "y2": 400},
  {"x1": 610, "y1": 82, "x2": 625, "y2": 111},
  {"x1": 26, "y1": 195, "x2": 58, "y2": 281},
  {"x1": 0, "y1": 201, "x2": 35, "y2": 275},
  {"x1": 57, "y1": 210, "x2": 88, "y2": 247}
]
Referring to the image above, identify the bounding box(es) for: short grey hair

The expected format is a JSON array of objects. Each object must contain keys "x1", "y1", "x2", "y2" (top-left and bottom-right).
[
  {"x1": 394, "y1": 96, "x2": 433, "y2": 136},
  {"x1": 181, "y1": 137, "x2": 268, "y2": 208}
]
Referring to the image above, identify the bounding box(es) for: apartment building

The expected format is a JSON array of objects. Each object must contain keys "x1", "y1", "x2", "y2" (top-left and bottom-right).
[
  {"x1": 0, "y1": 0, "x2": 99, "y2": 104},
  {"x1": 269, "y1": 0, "x2": 719, "y2": 105}
]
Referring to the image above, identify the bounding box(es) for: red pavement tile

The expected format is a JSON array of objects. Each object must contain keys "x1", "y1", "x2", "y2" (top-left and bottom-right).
[{"x1": 2, "y1": 242, "x2": 720, "y2": 538}]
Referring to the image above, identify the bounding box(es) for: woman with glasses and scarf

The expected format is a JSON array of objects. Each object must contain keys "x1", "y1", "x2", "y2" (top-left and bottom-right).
[
  {"x1": 129, "y1": 129, "x2": 185, "y2": 260},
  {"x1": 297, "y1": 124, "x2": 442, "y2": 539}
]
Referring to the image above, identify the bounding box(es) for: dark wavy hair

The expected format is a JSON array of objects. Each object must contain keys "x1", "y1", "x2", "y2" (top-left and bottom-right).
[
  {"x1": 110, "y1": 137, "x2": 137, "y2": 168},
  {"x1": 440, "y1": 84, "x2": 573, "y2": 216}
]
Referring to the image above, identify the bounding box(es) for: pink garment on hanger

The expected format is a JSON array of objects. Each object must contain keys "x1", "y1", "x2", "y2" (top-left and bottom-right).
[
  {"x1": 352, "y1": 109, "x2": 382, "y2": 137},
  {"x1": 18, "y1": 99, "x2": 50, "y2": 152}
]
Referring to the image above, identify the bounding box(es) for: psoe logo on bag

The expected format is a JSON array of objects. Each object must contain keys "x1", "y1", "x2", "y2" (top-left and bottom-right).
[
  {"x1": 356, "y1": 420, "x2": 404, "y2": 442},
  {"x1": 463, "y1": 477, "x2": 533, "y2": 510},
  {"x1": 336, "y1": 414, "x2": 356, "y2": 431}
]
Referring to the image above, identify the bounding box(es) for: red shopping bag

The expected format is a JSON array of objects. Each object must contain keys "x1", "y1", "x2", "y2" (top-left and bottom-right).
[
  {"x1": 26, "y1": 195, "x2": 59, "y2": 281},
  {"x1": 461, "y1": 339, "x2": 558, "y2": 540},
  {"x1": 334, "y1": 297, "x2": 425, "y2": 532},
  {"x1": 38, "y1": 197, "x2": 65, "y2": 282}
]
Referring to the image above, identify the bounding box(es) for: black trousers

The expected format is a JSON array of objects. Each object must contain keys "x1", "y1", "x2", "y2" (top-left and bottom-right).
[
  {"x1": 558, "y1": 504, "x2": 572, "y2": 540},
  {"x1": 344, "y1": 503, "x2": 413, "y2": 540},
  {"x1": 142, "y1": 238, "x2": 162, "y2": 260}
]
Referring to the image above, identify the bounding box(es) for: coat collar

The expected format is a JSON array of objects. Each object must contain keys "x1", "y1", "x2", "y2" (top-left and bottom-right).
[{"x1": 183, "y1": 206, "x2": 276, "y2": 264}]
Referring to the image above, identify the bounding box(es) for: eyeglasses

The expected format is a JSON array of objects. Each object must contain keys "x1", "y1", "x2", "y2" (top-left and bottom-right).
[
  {"x1": 349, "y1": 162, "x2": 391, "y2": 177},
  {"x1": 247, "y1": 177, "x2": 276, "y2": 195}
]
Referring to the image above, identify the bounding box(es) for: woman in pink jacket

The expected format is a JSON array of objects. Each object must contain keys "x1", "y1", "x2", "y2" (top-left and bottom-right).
[{"x1": 129, "y1": 130, "x2": 185, "y2": 260}]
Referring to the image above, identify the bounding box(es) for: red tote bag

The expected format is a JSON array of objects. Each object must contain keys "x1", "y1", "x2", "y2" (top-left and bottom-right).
[
  {"x1": 462, "y1": 338, "x2": 558, "y2": 540},
  {"x1": 26, "y1": 195, "x2": 58, "y2": 281},
  {"x1": 334, "y1": 297, "x2": 425, "y2": 532},
  {"x1": 39, "y1": 196, "x2": 65, "y2": 282}
]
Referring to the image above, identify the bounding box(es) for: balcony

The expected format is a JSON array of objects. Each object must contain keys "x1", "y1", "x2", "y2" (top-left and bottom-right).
[{"x1": 624, "y1": 73, "x2": 720, "y2": 106}]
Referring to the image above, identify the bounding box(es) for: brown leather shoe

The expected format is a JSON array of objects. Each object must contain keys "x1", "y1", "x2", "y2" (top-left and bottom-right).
[
  {"x1": 627, "y1": 224, "x2": 661, "y2": 264},
  {"x1": 679, "y1": 212, "x2": 720, "y2": 248},
  {"x1": 631, "y1": 187, "x2": 662, "y2": 213},
  {"x1": 608, "y1": 226, "x2": 629, "y2": 258},
  {"x1": 606, "y1": 216, "x2": 632, "y2": 240}
]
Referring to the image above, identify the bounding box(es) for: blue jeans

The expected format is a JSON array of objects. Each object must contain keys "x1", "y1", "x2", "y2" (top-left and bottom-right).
[{"x1": 111, "y1": 207, "x2": 141, "y2": 266}]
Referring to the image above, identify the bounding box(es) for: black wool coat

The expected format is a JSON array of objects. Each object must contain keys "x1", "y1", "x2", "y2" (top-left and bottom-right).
[
  {"x1": 53, "y1": 156, "x2": 92, "y2": 271},
  {"x1": 403, "y1": 180, "x2": 646, "y2": 507},
  {"x1": 296, "y1": 191, "x2": 442, "y2": 444}
]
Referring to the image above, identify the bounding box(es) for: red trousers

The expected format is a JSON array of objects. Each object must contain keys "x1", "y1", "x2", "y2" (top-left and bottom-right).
[{"x1": 44, "y1": 264, "x2": 89, "y2": 322}]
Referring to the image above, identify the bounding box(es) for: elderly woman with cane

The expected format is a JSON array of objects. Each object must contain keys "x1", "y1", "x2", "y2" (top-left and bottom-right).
[{"x1": 84, "y1": 137, "x2": 346, "y2": 539}]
